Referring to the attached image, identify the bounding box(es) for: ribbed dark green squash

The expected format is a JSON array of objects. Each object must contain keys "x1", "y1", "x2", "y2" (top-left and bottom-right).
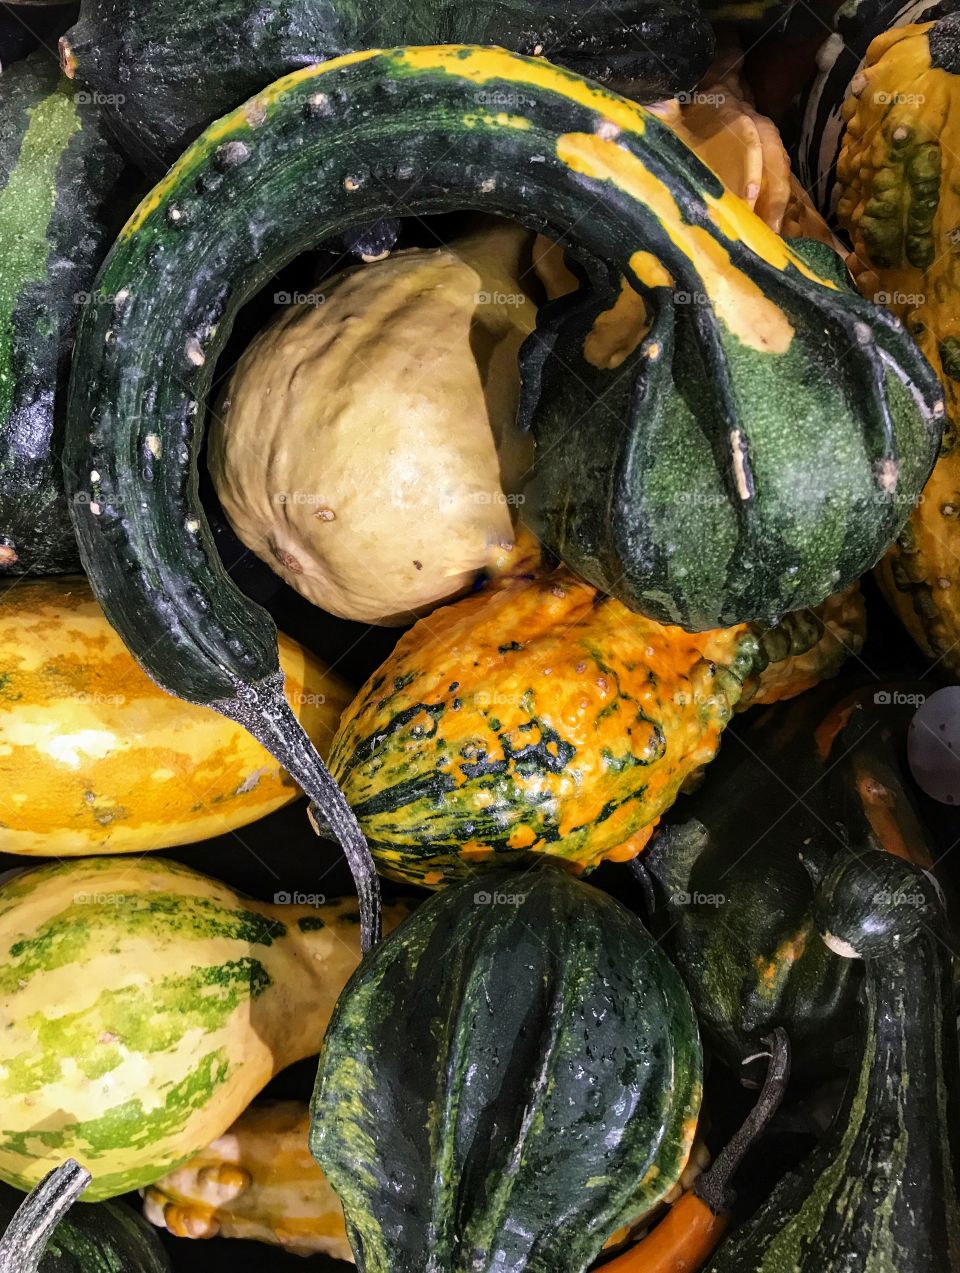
[
  {"x1": 0, "y1": 49, "x2": 124, "y2": 574},
  {"x1": 0, "y1": 1161, "x2": 171, "y2": 1273},
  {"x1": 60, "y1": 0, "x2": 713, "y2": 174},
  {"x1": 310, "y1": 867, "x2": 702, "y2": 1273},
  {"x1": 63, "y1": 48, "x2": 942, "y2": 943},
  {"x1": 706, "y1": 849, "x2": 960, "y2": 1273},
  {"x1": 522, "y1": 233, "x2": 941, "y2": 628}
]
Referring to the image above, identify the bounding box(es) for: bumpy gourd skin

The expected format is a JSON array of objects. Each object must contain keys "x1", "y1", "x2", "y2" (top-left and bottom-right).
[
  {"x1": 329, "y1": 538, "x2": 865, "y2": 887},
  {"x1": 838, "y1": 15, "x2": 960, "y2": 671}
]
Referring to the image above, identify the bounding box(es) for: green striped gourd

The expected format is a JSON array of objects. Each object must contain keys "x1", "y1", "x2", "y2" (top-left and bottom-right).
[{"x1": 0, "y1": 856, "x2": 408, "y2": 1201}]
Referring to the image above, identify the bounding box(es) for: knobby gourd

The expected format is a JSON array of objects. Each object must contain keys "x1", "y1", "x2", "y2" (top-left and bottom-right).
[
  {"x1": 706, "y1": 851, "x2": 960, "y2": 1273},
  {"x1": 328, "y1": 535, "x2": 865, "y2": 887},
  {"x1": 0, "y1": 576, "x2": 351, "y2": 855},
  {"x1": 0, "y1": 856, "x2": 409, "y2": 1200},
  {"x1": 0, "y1": 51, "x2": 125, "y2": 575},
  {"x1": 834, "y1": 12, "x2": 960, "y2": 673},
  {"x1": 64, "y1": 48, "x2": 939, "y2": 942},
  {"x1": 209, "y1": 218, "x2": 536, "y2": 624},
  {"x1": 798, "y1": 0, "x2": 951, "y2": 216},
  {"x1": 310, "y1": 868, "x2": 702, "y2": 1273},
  {"x1": 143, "y1": 1101, "x2": 350, "y2": 1260},
  {"x1": 59, "y1": 0, "x2": 714, "y2": 173},
  {"x1": 0, "y1": 1168, "x2": 171, "y2": 1273}
]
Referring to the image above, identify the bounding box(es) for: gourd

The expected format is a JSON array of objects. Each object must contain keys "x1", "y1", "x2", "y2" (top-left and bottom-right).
[
  {"x1": 0, "y1": 856, "x2": 409, "y2": 1200},
  {"x1": 0, "y1": 576, "x2": 351, "y2": 855},
  {"x1": 643, "y1": 680, "x2": 936, "y2": 1073},
  {"x1": 63, "y1": 48, "x2": 937, "y2": 943},
  {"x1": 601, "y1": 1031, "x2": 790, "y2": 1273},
  {"x1": 834, "y1": 13, "x2": 960, "y2": 673},
  {"x1": 705, "y1": 850, "x2": 960, "y2": 1272},
  {"x1": 209, "y1": 218, "x2": 536, "y2": 625},
  {"x1": 328, "y1": 535, "x2": 865, "y2": 887},
  {"x1": 0, "y1": 1170, "x2": 171, "y2": 1272},
  {"x1": 0, "y1": 51, "x2": 124, "y2": 575},
  {"x1": 797, "y1": 0, "x2": 951, "y2": 217},
  {"x1": 310, "y1": 867, "x2": 702, "y2": 1273},
  {"x1": 59, "y1": 0, "x2": 714, "y2": 174},
  {"x1": 143, "y1": 1101, "x2": 350, "y2": 1260}
]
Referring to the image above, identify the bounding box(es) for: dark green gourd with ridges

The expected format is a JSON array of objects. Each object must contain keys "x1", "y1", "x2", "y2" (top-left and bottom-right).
[
  {"x1": 63, "y1": 48, "x2": 942, "y2": 944},
  {"x1": 60, "y1": 0, "x2": 713, "y2": 173},
  {"x1": 706, "y1": 850, "x2": 960, "y2": 1273},
  {"x1": 310, "y1": 867, "x2": 702, "y2": 1273},
  {"x1": 522, "y1": 233, "x2": 940, "y2": 628},
  {"x1": 0, "y1": 51, "x2": 124, "y2": 574}
]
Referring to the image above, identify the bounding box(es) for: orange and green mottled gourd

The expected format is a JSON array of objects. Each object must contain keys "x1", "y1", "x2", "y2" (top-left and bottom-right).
[
  {"x1": 836, "y1": 14, "x2": 960, "y2": 671},
  {"x1": 328, "y1": 539, "x2": 865, "y2": 886},
  {"x1": 0, "y1": 577, "x2": 351, "y2": 854}
]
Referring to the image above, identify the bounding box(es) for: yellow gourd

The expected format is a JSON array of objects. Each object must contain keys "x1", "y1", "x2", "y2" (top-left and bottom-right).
[
  {"x1": 0, "y1": 577, "x2": 350, "y2": 855},
  {"x1": 835, "y1": 18, "x2": 960, "y2": 669}
]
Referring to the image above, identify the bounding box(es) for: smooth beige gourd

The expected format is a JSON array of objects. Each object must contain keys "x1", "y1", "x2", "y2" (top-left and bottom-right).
[{"x1": 209, "y1": 218, "x2": 536, "y2": 624}]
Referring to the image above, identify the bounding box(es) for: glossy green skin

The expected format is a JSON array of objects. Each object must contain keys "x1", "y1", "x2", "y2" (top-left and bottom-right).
[
  {"x1": 707, "y1": 852, "x2": 960, "y2": 1273},
  {"x1": 310, "y1": 868, "x2": 702, "y2": 1273},
  {"x1": 0, "y1": 51, "x2": 124, "y2": 574},
  {"x1": 62, "y1": 0, "x2": 713, "y2": 174},
  {"x1": 0, "y1": 1185, "x2": 171, "y2": 1272},
  {"x1": 645, "y1": 690, "x2": 856, "y2": 1073},
  {"x1": 523, "y1": 236, "x2": 941, "y2": 628}
]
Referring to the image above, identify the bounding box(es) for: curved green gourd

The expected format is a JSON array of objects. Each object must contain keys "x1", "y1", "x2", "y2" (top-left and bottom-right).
[
  {"x1": 706, "y1": 850, "x2": 960, "y2": 1272},
  {"x1": 64, "y1": 48, "x2": 942, "y2": 945},
  {"x1": 310, "y1": 867, "x2": 702, "y2": 1273}
]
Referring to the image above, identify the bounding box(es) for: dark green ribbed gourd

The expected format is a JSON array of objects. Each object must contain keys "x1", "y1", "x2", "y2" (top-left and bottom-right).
[{"x1": 310, "y1": 868, "x2": 702, "y2": 1273}]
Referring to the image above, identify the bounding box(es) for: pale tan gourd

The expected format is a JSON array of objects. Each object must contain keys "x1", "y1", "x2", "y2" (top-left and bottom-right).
[
  {"x1": 209, "y1": 218, "x2": 536, "y2": 625},
  {"x1": 144, "y1": 1101, "x2": 351, "y2": 1261}
]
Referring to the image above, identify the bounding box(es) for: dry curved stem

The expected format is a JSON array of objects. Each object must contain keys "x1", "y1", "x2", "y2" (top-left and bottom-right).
[{"x1": 0, "y1": 1160, "x2": 91, "y2": 1273}]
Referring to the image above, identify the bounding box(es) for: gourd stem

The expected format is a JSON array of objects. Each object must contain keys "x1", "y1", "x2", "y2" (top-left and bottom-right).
[
  {"x1": 216, "y1": 677, "x2": 382, "y2": 952},
  {"x1": 0, "y1": 1160, "x2": 91, "y2": 1273},
  {"x1": 695, "y1": 1029, "x2": 791, "y2": 1215}
]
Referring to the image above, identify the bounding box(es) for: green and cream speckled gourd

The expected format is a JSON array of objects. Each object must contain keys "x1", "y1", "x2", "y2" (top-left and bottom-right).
[
  {"x1": 836, "y1": 13, "x2": 960, "y2": 671},
  {"x1": 328, "y1": 535, "x2": 866, "y2": 887},
  {"x1": 209, "y1": 219, "x2": 536, "y2": 625},
  {"x1": 0, "y1": 856, "x2": 409, "y2": 1200}
]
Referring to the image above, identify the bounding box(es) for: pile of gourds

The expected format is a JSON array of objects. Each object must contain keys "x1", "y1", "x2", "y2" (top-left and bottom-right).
[{"x1": 0, "y1": 0, "x2": 959, "y2": 1270}]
